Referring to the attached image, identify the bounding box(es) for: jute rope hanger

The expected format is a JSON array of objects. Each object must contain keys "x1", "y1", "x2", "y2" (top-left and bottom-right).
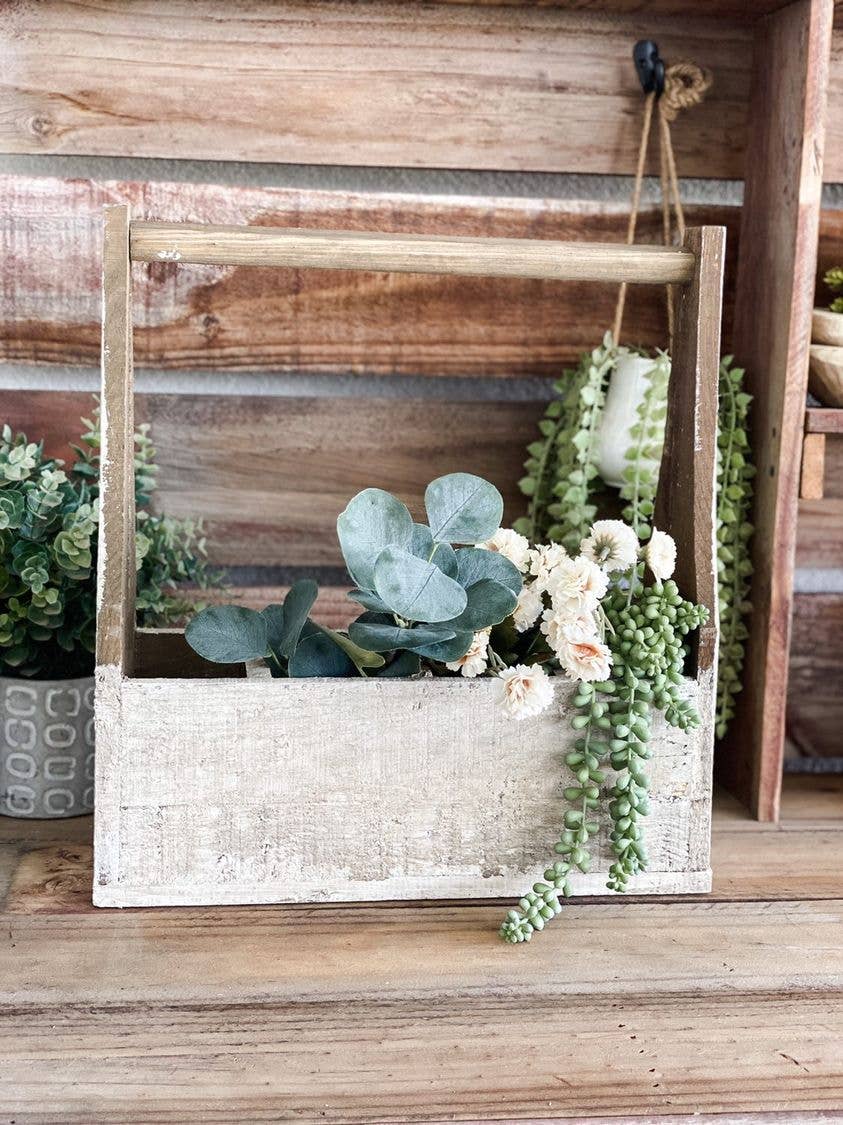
[{"x1": 612, "y1": 57, "x2": 712, "y2": 347}]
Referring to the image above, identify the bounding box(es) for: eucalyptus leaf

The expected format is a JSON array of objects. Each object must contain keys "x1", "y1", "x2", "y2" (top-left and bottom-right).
[
  {"x1": 322, "y1": 626, "x2": 385, "y2": 669},
  {"x1": 267, "y1": 578, "x2": 318, "y2": 658},
  {"x1": 185, "y1": 605, "x2": 268, "y2": 664},
  {"x1": 424, "y1": 473, "x2": 503, "y2": 544},
  {"x1": 288, "y1": 628, "x2": 357, "y2": 677},
  {"x1": 373, "y1": 546, "x2": 467, "y2": 622},
  {"x1": 374, "y1": 650, "x2": 422, "y2": 678},
  {"x1": 260, "y1": 603, "x2": 286, "y2": 655},
  {"x1": 409, "y1": 524, "x2": 458, "y2": 578},
  {"x1": 410, "y1": 629, "x2": 475, "y2": 662},
  {"x1": 348, "y1": 616, "x2": 455, "y2": 653},
  {"x1": 347, "y1": 588, "x2": 391, "y2": 613},
  {"x1": 444, "y1": 578, "x2": 518, "y2": 632},
  {"x1": 410, "y1": 522, "x2": 434, "y2": 558},
  {"x1": 455, "y1": 547, "x2": 522, "y2": 595},
  {"x1": 337, "y1": 488, "x2": 413, "y2": 589}
]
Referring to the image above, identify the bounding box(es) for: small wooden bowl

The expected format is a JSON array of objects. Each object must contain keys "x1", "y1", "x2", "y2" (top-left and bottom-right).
[
  {"x1": 812, "y1": 307, "x2": 843, "y2": 347},
  {"x1": 809, "y1": 343, "x2": 843, "y2": 407}
]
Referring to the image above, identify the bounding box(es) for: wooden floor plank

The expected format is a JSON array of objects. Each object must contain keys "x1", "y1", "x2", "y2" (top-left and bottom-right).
[{"x1": 1, "y1": 778, "x2": 841, "y2": 1120}]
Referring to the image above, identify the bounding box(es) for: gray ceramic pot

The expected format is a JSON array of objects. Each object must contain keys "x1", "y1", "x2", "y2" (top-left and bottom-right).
[{"x1": 0, "y1": 675, "x2": 95, "y2": 818}]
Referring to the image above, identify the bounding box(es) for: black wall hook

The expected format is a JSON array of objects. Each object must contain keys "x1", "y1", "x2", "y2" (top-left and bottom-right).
[{"x1": 633, "y1": 40, "x2": 664, "y2": 98}]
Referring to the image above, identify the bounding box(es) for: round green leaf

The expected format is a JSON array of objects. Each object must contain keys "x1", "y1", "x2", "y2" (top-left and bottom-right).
[
  {"x1": 455, "y1": 547, "x2": 522, "y2": 595},
  {"x1": 444, "y1": 578, "x2": 518, "y2": 631},
  {"x1": 337, "y1": 488, "x2": 413, "y2": 590},
  {"x1": 410, "y1": 629, "x2": 475, "y2": 662},
  {"x1": 373, "y1": 546, "x2": 467, "y2": 623},
  {"x1": 349, "y1": 617, "x2": 456, "y2": 653},
  {"x1": 424, "y1": 473, "x2": 504, "y2": 544},
  {"x1": 185, "y1": 606, "x2": 268, "y2": 664},
  {"x1": 288, "y1": 629, "x2": 357, "y2": 677}
]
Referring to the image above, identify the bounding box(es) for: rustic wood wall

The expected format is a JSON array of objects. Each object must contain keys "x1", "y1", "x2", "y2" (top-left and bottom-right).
[{"x1": 1, "y1": 0, "x2": 842, "y2": 764}]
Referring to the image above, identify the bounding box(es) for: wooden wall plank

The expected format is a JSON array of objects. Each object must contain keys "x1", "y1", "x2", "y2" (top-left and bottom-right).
[
  {"x1": 4, "y1": 398, "x2": 837, "y2": 571},
  {"x1": 0, "y1": 1, "x2": 752, "y2": 178},
  {"x1": 1, "y1": 390, "x2": 539, "y2": 568},
  {"x1": 797, "y1": 432, "x2": 843, "y2": 566},
  {"x1": 0, "y1": 177, "x2": 742, "y2": 376},
  {"x1": 826, "y1": 22, "x2": 843, "y2": 182},
  {"x1": 788, "y1": 593, "x2": 843, "y2": 761},
  {"x1": 721, "y1": 0, "x2": 834, "y2": 822}
]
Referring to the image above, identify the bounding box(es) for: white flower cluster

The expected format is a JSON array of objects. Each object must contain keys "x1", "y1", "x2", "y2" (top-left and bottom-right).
[{"x1": 444, "y1": 520, "x2": 677, "y2": 722}]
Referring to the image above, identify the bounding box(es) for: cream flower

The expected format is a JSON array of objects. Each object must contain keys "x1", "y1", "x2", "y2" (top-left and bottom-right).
[
  {"x1": 527, "y1": 543, "x2": 568, "y2": 592},
  {"x1": 546, "y1": 555, "x2": 608, "y2": 614},
  {"x1": 512, "y1": 583, "x2": 544, "y2": 633},
  {"x1": 556, "y1": 624, "x2": 613, "y2": 683},
  {"x1": 479, "y1": 528, "x2": 531, "y2": 573},
  {"x1": 541, "y1": 606, "x2": 599, "y2": 656},
  {"x1": 580, "y1": 519, "x2": 640, "y2": 573},
  {"x1": 496, "y1": 663, "x2": 554, "y2": 721},
  {"x1": 446, "y1": 630, "x2": 489, "y2": 678},
  {"x1": 645, "y1": 528, "x2": 676, "y2": 581}
]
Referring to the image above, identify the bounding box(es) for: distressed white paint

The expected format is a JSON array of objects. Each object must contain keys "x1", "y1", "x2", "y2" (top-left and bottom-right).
[{"x1": 94, "y1": 665, "x2": 714, "y2": 908}]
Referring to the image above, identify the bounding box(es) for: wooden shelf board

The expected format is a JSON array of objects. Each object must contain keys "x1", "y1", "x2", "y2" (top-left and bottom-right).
[
  {"x1": 806, "y1": 407, "x2": 843, "y2": 434},
  {"x1": 1, "y1": 776, "x2": 841, "y2": 1120}
]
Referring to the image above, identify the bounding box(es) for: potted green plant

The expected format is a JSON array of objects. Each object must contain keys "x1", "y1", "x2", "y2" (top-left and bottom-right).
[{"x1": 0, "y1": 413, "x2": 217, "y2": 818}]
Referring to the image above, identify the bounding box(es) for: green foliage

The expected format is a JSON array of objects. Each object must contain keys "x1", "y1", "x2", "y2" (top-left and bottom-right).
[
  {"x1": 500, "y1": 574, "x2": 708, "y2": 943},
  {"x1": 515, "y1": 333, "x2": 616, "y2": 551},
  {"x1": 341, "y1": 474, "x2": 520, "y2": 662},
  {"x1": 825, "y1": 266, "x2": 843, "y2": 313},
  {"x1": 515, "y1": 347, "x2": 756, "y2": 742},
  {"x1": 0, "y1": 412, "x2": 220, "y2": 679},
  {"x1": 715, "y1": 357, "x2": 755, "y2": 739},
  {"x1": 186, "y1": 473, "x2": 522, "y2": 677},
  {"x1": 619, "y1": 350, "x2": 670, "y2": 540}
]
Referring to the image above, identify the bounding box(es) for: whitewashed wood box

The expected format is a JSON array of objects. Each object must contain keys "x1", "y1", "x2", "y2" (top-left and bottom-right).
[{"x1": 94, "y1": 207, "x2": 724, "y2": 908}]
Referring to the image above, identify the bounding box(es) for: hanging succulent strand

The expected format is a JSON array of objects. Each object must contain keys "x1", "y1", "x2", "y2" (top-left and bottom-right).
[{"x1": 714, "y1": 357, "x2": 754, "y2": 739}]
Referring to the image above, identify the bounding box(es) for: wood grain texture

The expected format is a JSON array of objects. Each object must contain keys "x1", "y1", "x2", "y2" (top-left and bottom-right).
[
  {"x1": 96, "y1": 206, "x2": 135, "y2": 673},
  {"x1": 654, "y1": 227, "x2": 724, "y2": 675},
  {"x1": 130, "y1": 221, "x2": 697, "y2": 283},
  {"x1": 787, "y1": 594, "x2": 843, "y2": 760},
  {"x1": 2, "y1": 780, "x2": 841, "y2": 1120},
  {"x1": 2, "y1": 389, "x2": 542, "y2": 567},
  {"x1": 722, "y1": 0, "x2": 835, "y2": 823},
  {"x1": 800, "y1": 432, "x2": 827, "y2": 499},
  {"x1": 797, "y1": 434, "x2": 843, "y2": 566},
  {"x1": 3, "y1": 783, "x2": 837, "y2": 1125},
  {"x1": 93, "y1": 668, "x2": 711, "y2": 907},
  {"x1": 0, "y1": 1, "x2": 752, "y2": 177},
  {"x1": 0, "y1": 176, "x2": 742, "y2": 376}
]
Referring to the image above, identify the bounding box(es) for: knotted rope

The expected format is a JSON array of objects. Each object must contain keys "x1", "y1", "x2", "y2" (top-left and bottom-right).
[{"x1": 612, "y1": 60, "x2": 712, "y2": 347}]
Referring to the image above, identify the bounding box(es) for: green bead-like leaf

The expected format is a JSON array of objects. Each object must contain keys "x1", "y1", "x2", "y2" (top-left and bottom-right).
[
  {"x1": 373, "y1": 546, "x2": 467, "y2": 622},
  {"x1": 424, "y1": 473, "x2": 503, "y2": 544},
  {"x1": 185, "y1": 605, "x2": 268, "y2": 664},
  {"x1": 337, "y1": 488, "x2": 413, "y2": 589}
]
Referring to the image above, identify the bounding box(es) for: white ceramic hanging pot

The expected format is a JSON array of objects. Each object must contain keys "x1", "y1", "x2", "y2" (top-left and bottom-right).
[{"x1": 596, "y1": 351, "x2": 665, "y2": 488}]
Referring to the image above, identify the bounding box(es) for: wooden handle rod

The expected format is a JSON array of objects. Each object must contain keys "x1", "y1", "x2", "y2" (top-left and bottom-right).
[{"x1": 130, "y1": 222, "x2": 696, "y2": 285}]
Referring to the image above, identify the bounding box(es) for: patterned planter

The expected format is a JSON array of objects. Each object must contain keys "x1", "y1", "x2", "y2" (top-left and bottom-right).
[{"x1": 1, "y1": 676, "x2": 95, "y2": 818}]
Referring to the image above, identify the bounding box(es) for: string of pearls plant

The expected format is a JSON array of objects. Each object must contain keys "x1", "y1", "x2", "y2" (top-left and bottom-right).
[
  {"x1": 515, "y1": 340, "x2": 754, "y2": 741},
  {"x1": 496, "y1": 521, "x2": 707, "y2": 942}
]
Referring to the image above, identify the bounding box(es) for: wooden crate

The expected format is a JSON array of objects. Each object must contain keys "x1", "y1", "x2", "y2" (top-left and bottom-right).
[{"x1": 93, "y1": 206, "x2": 724, "y2": 908}]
